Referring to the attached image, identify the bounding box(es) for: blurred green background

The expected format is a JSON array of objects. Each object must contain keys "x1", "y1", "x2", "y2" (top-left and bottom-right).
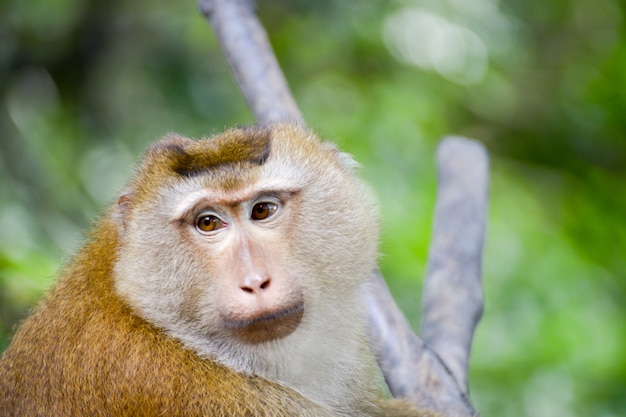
[{"x1": 1, "y1": 0, "x2": 624, "y2": 415}]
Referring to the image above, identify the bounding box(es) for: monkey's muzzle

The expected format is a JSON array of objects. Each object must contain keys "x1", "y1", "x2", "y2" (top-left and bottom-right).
[{"x1": 222, "y1": 302, "x2": 304, "y2": 344}]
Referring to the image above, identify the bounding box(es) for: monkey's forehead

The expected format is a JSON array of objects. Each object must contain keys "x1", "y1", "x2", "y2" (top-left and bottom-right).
[
  {"x1": 129, "y1": 123, "x2": 346, "y2": 205},
  {"x1": 169, "y1": 137, "x2": 318, "y2": 191},
  {"x1": 154, "y1": 128, "x2": 272, "y2": 179},
  {"x1": 144, "y1": 124, "x2": 331, "y2": 175}
]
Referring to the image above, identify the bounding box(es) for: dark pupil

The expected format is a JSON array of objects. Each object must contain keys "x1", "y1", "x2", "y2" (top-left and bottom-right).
[
  {"x1": 255, "y1": 204, "x2": 268, "y2": 217},
  {"x1": 253, "y1": 203, "x2": 274, "y2": 220},
  {"x1": 198, "y1": 216, "x2": 218, "y2": 231}
]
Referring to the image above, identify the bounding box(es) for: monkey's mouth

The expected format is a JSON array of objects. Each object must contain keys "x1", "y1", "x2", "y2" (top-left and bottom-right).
[{"x1": 222, "y1": 303, "x2": 304, "y2": 344}]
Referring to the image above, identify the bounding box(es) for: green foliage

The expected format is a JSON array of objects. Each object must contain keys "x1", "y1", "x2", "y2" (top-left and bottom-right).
[{"x1": 1, "y1": 0, "x2": 624, "y2": 415}]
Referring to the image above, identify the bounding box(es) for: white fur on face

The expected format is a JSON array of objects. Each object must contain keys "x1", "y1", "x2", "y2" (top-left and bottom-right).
[{"x1": 113, "y1": 124, "x2": 382, "y2": 413}]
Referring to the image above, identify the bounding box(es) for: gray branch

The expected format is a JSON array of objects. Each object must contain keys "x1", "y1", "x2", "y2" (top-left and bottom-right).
[
  {"x1": 367, "y1": 271, "x2": 478, "y2": 415},
  {"x1": 420, "y1": 137, "x2": 488, "y2": 393},
  {"x1": 198, "y1": 0, "x2": 303, "y2": 124},
  {"x1": 198, "y1": 1, "x2": 488, "y2": 415},
  {"x1": 367, "y1": 137, "x2": 488, "y2": 415}
]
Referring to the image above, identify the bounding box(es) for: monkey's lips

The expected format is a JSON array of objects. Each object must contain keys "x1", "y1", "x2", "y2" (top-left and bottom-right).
[{"x1": 222, "y1": 303, "x2": 304, "y2": 344}]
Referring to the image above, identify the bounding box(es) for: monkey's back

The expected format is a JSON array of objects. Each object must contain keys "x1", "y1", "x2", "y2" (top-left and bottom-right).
[{"x1": 0, "y1": 218, "x2": 330, "y2": 417}]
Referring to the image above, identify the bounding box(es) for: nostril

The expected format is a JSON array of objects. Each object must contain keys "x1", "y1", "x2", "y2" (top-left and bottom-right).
[{"x1": 240, "y1": 277, "x2": 271, "y2": 294}]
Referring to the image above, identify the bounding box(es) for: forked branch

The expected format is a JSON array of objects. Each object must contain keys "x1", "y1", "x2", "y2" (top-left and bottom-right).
[
  {"x1": 198, "y1": 1, "x2": 487, "y2": 415},
  {"x1": 367, "y1": 138, "x2": 487, "y2": 415}
]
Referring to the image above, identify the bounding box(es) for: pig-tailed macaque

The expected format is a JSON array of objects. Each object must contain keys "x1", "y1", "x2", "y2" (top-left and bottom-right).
[{"x1": 0, "y1": 123, "x2": 441, "y2": 416}]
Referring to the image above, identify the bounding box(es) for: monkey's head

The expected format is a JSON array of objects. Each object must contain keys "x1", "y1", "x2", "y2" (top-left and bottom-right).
[{"x1": 113, "y1": 123, "x2": 379, "y2": 368}]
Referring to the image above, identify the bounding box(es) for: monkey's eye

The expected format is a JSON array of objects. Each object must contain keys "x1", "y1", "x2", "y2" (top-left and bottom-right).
[
  {"x1": 251, "y1": 202, "x2": 278, "y2": 221},
  {"x1": 195, "y1": 214, "x2": 227, "y2": 234}
]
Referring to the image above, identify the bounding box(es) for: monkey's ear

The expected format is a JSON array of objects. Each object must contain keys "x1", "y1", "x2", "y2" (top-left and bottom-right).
[
  {"x1": 323, "y1": 142, "x2": 360, "y2": 171},
  {"x1": 336, "y1": 151, "x2": 360, "y2": 170},
  {"x1": 113, "y1": 192, "x2": 133, "y2": 233}
]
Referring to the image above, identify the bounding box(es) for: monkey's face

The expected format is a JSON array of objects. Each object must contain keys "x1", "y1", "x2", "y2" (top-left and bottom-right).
[
  {"x1": 168, "y1": 182, "x2": 306, "y2": 346},
  {"x1": 113, "y1": 124, "x2": 378, "y2": 363}
]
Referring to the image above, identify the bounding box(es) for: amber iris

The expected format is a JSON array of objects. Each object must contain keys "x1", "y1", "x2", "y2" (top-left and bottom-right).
[{"x1": 251, "y1": 202, "x2": 277, "y2": 221}]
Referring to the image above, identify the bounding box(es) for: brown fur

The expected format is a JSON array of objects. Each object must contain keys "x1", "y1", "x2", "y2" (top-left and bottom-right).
[
  {"x1": 0, "y1": 123, "x2": 442, "y2": 417},
  {"x1": 0, "y1": 219, "x2": 331, "y2": 416}
]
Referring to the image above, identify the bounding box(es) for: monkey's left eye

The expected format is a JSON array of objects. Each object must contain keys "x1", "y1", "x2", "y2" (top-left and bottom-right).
[
  {"x1": 195, "y1": 214, "x2": 227, "y2": 234},
  {"x1": 251, "y1": 202, "x2": 278, "y2": 221}
]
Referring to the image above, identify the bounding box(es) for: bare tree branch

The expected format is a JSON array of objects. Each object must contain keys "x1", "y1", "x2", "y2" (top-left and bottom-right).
[
  {"x1": 367, "y1": 137, "x2": 487, "y2": 417},
  {"x1": 198, "y1": 0, "x2": 303, "y2": 124},
  {"x1": 198, "y1": 1, "x2": 487, "y2": 416},
  {"x1": 420, "y1": 137, "x2": 488, "y2": 393},
  {"x1": 367, "y1": 271, "x2": 478, "y2": 416}
]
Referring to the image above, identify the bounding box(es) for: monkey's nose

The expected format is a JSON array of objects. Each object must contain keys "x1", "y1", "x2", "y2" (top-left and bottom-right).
[{"x1": 240, "y1": 275, "x2": 271, "y2": 294}]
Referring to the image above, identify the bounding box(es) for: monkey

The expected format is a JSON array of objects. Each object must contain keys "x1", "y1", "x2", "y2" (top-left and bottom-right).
[{"x1": 0, "y1": 123, "x2": 441, "y2": 416}]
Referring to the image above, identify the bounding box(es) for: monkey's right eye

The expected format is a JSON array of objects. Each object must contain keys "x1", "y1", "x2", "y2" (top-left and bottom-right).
[{"x1": 195, "y1": 214, "x2": 227, "y2": 234}]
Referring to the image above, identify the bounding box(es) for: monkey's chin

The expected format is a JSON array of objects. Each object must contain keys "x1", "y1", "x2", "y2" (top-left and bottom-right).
[{"x1": 222, "y1": 303, "x2": 304, "y2": 344}]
